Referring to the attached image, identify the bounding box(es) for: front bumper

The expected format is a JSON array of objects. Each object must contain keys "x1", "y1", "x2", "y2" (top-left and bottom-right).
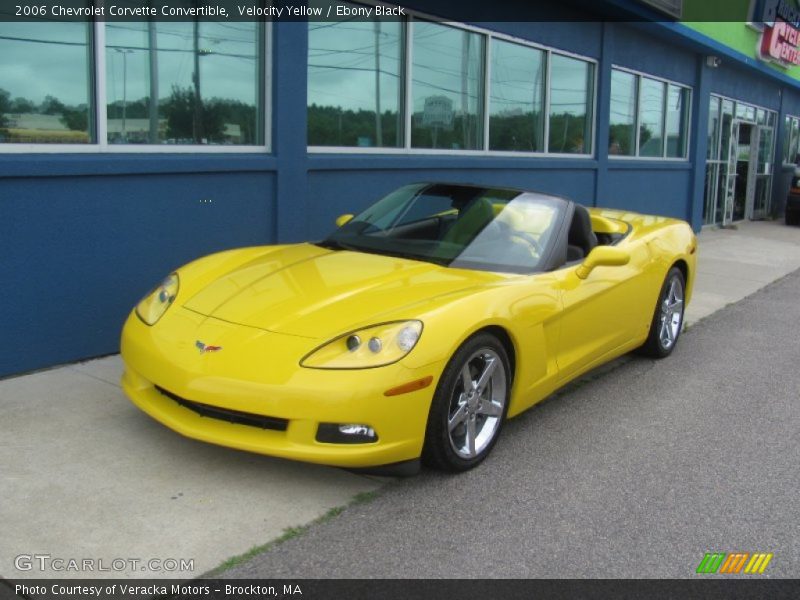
[{"x1": 121, "y1": 309, "x2": 441, "y2": 468}]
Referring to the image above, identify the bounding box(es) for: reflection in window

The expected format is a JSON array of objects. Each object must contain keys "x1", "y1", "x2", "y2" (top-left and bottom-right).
[
  {"x1": 783, "y1": 116, "x2": 792, "y2": 162},
  {"x1": 548, "y1": 54, "x2": 593, "y2": 154},
  {"x1": 707, "y1": 96, "x2": 721, "y2": 160},
  {"x1": 758, "y1": 126, "x2": 773, "y2": 174},
  {"x1": 736, "y1": 103, "x2": 756, "y2": 122},
  {"x1": 307, "y1": 4, "x2": 403, "y2": 147},
  {"x1": 0, "y1": 21, "x2": 93, "y2": 144},
  {"x1": 665, "y1": 84, "x2": 689, "y2": 158},
  {"x1": 489, "y1": 39, "x2": 544, "y2": 152},
  {"x1": 304, "y1": 16, "x2": 597, "y2": 155},
  {"x1": 789, "y1": 116, "x2": 800, "y2": 164},
  {"x1": 608, "y1": 69, "x2": 636, "y2": 156},
  {"x1": 717, "y1": 100, "x2": 733, "y2": 162},
  {"x1": 639, "y1": 77, "x2": 664, "y2": 157},
  {"x1": 105, "y1": 20, "x2": 264, "y2": 145},
  {"x1": 411, "y1": 21, "x2": 484, "y2": 150}
]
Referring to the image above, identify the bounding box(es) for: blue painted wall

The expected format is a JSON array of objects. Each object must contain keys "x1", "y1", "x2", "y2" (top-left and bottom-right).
[
  {"x1": 2, "y1": 12, "x2": 800, "y2": 378},
  {"x1": 1, "y1": 166, "x2": 276, "y2": 376}
]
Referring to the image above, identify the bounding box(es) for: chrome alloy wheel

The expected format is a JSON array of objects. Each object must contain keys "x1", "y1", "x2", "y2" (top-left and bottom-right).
[
  {"x1": 659, "y1": 274, "x2": 684, "y2": 350},
  {"x1": 447, "y1": 348, "x2": 507, "y2": 459}
]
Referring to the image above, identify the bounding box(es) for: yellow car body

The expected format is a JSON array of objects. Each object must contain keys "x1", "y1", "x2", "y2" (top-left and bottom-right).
[{"x1": 121, "y1": 184, "x2": 696, "y2": 473}]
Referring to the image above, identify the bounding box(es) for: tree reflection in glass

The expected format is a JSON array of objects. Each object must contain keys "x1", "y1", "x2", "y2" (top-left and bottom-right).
[{"x1": 0, "y1": 21, "x2": 92, "y2": 143}]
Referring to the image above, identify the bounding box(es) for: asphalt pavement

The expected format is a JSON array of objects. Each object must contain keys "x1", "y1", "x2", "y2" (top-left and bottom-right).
[{"x1": 226, "y1": 268, "x2": 800, "y2": 578}]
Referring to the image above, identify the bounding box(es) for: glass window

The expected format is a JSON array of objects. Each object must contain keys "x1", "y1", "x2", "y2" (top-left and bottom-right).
[
  {"x1": 105, "y1": 20, "x2": 265, "y2": 145},
  {"x1": 665, "y1": 84, "x2": 689, "y2": 158},
  {"x1": 720, "y1": 99, "x2": 734, "y2": 161},
  {"x1": 0, "y1": 22, "x2": 93, "y2": 144},
  {"x1": 736, "y1": 102, "x2": 756, "y2": 122},
  {"x1": 548, "y1": 54, "x2": 593, "y2": 154},
  {"x1": 307, "y1": 4, "x2": 403, "y2": 147},
  {"x1": 610, "y1": 69, "x2": 690, "y2": 159},
  {"x1": 639, "y1": 77, "x2": 664, "y2": 158},
  {"x1": 489, "y1": 39, "x2": 545, "y2": 152},
  {"x1": 411, "y1": 21, "x2": 484, "y2": 150},
  {"x1": 707, "y1": 96, "x2": 721, "y2": 160},
  {"x1": 791, "y1": 117, "x2": 800, "y2": 164},
  {"x1": 608, "y1": 69, "x2": 637, "y2": 156},
  {"x1": 783, "y1": 116, "x2": 792, "y2": 162},
  {"x1": 758, "y1": 127, "x2": 773, "y2": 174}
]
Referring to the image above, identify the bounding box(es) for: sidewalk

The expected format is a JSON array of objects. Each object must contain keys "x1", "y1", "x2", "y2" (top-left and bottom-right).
[
  {"x1": 684, "y1": 220, "x2": 800, "y2": 325},
  {"x1": 2, "y1": 219, "x2": 800, "y2": 580}
]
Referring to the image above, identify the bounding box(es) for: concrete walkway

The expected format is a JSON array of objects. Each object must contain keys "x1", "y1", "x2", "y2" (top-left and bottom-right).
[
  {"x1": 2, "y1": 219, "x2": 799, "y2": 580},
  {"x1": 685, "y1": 220, "x2": 800, "y2": 325}
]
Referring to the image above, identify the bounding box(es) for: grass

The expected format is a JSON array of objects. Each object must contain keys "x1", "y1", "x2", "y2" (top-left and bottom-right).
[{"x1": 204, "y1": 489, "x2": 381, "y2": 576}]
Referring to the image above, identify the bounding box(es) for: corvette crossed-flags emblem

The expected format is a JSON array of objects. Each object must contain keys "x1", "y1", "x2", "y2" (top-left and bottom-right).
[{"x1": 195, "y1": 341, "x2": 222, "y2": 354}]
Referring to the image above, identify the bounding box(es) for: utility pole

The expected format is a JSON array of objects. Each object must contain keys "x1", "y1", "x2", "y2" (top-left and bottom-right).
[
  {"x1": 193, "y1": 19, "x2": 203, "y2": 143},
  {"x1": 115, "y1": 48, "x2": 133, "y2": 142},
  {"x1": 374, "y1": 21, "x2": 382, "y2": 147},
  {"x1": 148, "y1": 21, "x2": 159, "y2": 143}
]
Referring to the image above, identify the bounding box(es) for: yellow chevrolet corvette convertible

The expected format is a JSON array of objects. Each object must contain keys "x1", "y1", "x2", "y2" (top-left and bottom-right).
[{"x1": 121, "y1": 183, "x2": 696, "y2": 474}]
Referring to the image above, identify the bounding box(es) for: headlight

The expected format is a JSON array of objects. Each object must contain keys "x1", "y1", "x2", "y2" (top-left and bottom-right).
[
  {"x1": 301, "y1": 321, "x2": 423, "y2": 369},
  {"x1": 135, "y1": 273, "x2": 179, "y2": 326}
]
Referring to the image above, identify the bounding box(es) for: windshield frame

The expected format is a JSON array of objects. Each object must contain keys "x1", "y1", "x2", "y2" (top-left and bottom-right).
[{"x1": 317, "y1": 183, "x2": 571, "y2": 274}]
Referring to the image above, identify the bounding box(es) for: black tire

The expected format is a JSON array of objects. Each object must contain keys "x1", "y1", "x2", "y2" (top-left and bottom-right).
[
  {"x1": 422, "y1": 333, "x2": 511, "y2": 472},
  {"x1": 638, "y1": 266, "x2": 686, "y2": 358}
]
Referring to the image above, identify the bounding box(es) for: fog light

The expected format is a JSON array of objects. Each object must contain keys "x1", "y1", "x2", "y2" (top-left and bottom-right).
[
  {"x1": 316, "y1": 423, "x2": 378, "y2": 444},
  {"x1": 339, "y1": 424, "x2": 374, "y2": 437}
]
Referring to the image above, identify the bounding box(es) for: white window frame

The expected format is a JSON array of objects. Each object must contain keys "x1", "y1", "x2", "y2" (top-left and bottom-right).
[
  {"x1": 308, "y1": 1, "x2": 598, "y2": 158},
  {"x1": 609, "y1": 65, "x2": 692, "y2": 162},
  {"x1": 0, "y1": 20, "x2": 272, "y2": 154}
]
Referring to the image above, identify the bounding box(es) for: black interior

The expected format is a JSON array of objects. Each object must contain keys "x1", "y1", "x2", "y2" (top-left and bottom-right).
[{"x1": 567, "y1": 204, "x2": 598, "y2": 261}]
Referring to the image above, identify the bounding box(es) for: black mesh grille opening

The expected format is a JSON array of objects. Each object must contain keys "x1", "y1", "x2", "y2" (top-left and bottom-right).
[{"x1": 155, "y1": 386, "x2": 288, "y2": 432}]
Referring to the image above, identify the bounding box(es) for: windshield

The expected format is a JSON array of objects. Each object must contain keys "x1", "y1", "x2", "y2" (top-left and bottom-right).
[{"x1": 319, "y1": 183, "x2": 566, "y2": 273}]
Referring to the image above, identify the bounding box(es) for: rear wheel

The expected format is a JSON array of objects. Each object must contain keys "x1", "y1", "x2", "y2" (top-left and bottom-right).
[
  {"x1": 422, "y1": 333, "x2": 510, "y2": 472},
  {"x1": 638, "y1": 267, "x2": 685, "y2": 358}
]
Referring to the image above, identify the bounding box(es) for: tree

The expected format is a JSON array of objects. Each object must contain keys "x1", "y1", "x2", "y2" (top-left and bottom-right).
[
  {"x1": 0, "y1": 89, "x2": 11, "y2": 129},
  {"x1": 162, "y1": 85, "x2": 224, "y2": 143},
  {"x1": 60, "y1": 107, "x2": 88, "y2": 132},
  {"x1": 10, "y1": 96, "x2": 35, "y2": 113},
  {"x1": 40, "y1": 95, "x2": 65, "y2": 115}
]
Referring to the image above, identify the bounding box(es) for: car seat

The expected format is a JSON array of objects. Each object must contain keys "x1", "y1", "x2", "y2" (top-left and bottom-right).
[
  {"x1": 442, "y1": 197, "x2": 495, "y2": 246},
  {"x1": 567, "y1": 204, "x2": 598, "y2": 261}
]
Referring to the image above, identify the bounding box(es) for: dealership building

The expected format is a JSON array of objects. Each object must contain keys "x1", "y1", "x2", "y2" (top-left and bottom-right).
[{"x1": 3, "y1": 0, "x2": 800, "y2": 377}]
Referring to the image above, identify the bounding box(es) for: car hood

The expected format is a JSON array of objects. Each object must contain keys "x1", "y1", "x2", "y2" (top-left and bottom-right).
[{"x1": 183, "y1": 243, "x2": 500, "y2": 339}]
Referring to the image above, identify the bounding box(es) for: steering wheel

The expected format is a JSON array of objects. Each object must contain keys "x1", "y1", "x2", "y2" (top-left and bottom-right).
[
  {"x1": 494, "y1": 220, "x2": 541, "y2": 255},
  {"x1": 511, "y1": 230, "x2": 542, "y2": 255}
]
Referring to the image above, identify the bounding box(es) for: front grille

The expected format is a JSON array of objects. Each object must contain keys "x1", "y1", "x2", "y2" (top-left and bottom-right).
[{"x1": 155, "y1": 386, "x2": 288, "y2": 432}]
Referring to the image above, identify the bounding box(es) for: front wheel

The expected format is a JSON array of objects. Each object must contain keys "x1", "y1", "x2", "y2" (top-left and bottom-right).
[
  {"x1": 422, "y1": 333, "x2": 511, "y2": 472},
  {"x1": 638, "y1": 267, "x2": 686, "y2": 358}
]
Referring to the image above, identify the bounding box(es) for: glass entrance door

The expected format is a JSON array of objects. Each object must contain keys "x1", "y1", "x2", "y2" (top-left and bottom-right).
[
  {"x1": 704, "y1": 96, "x2": 777, "y2": 227},
  {"x1": 737, "y1": 123, "x2": 756, "y2": 221},
  {"x1": 753, "y1": 125, "x2": 774, "y2": 219},
  {"x1": 722, "y1": 120, "x2": 740, "y2": 225},
  {"x1": 725, "y1": 121, "x2": 760, "y2": 224}
]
